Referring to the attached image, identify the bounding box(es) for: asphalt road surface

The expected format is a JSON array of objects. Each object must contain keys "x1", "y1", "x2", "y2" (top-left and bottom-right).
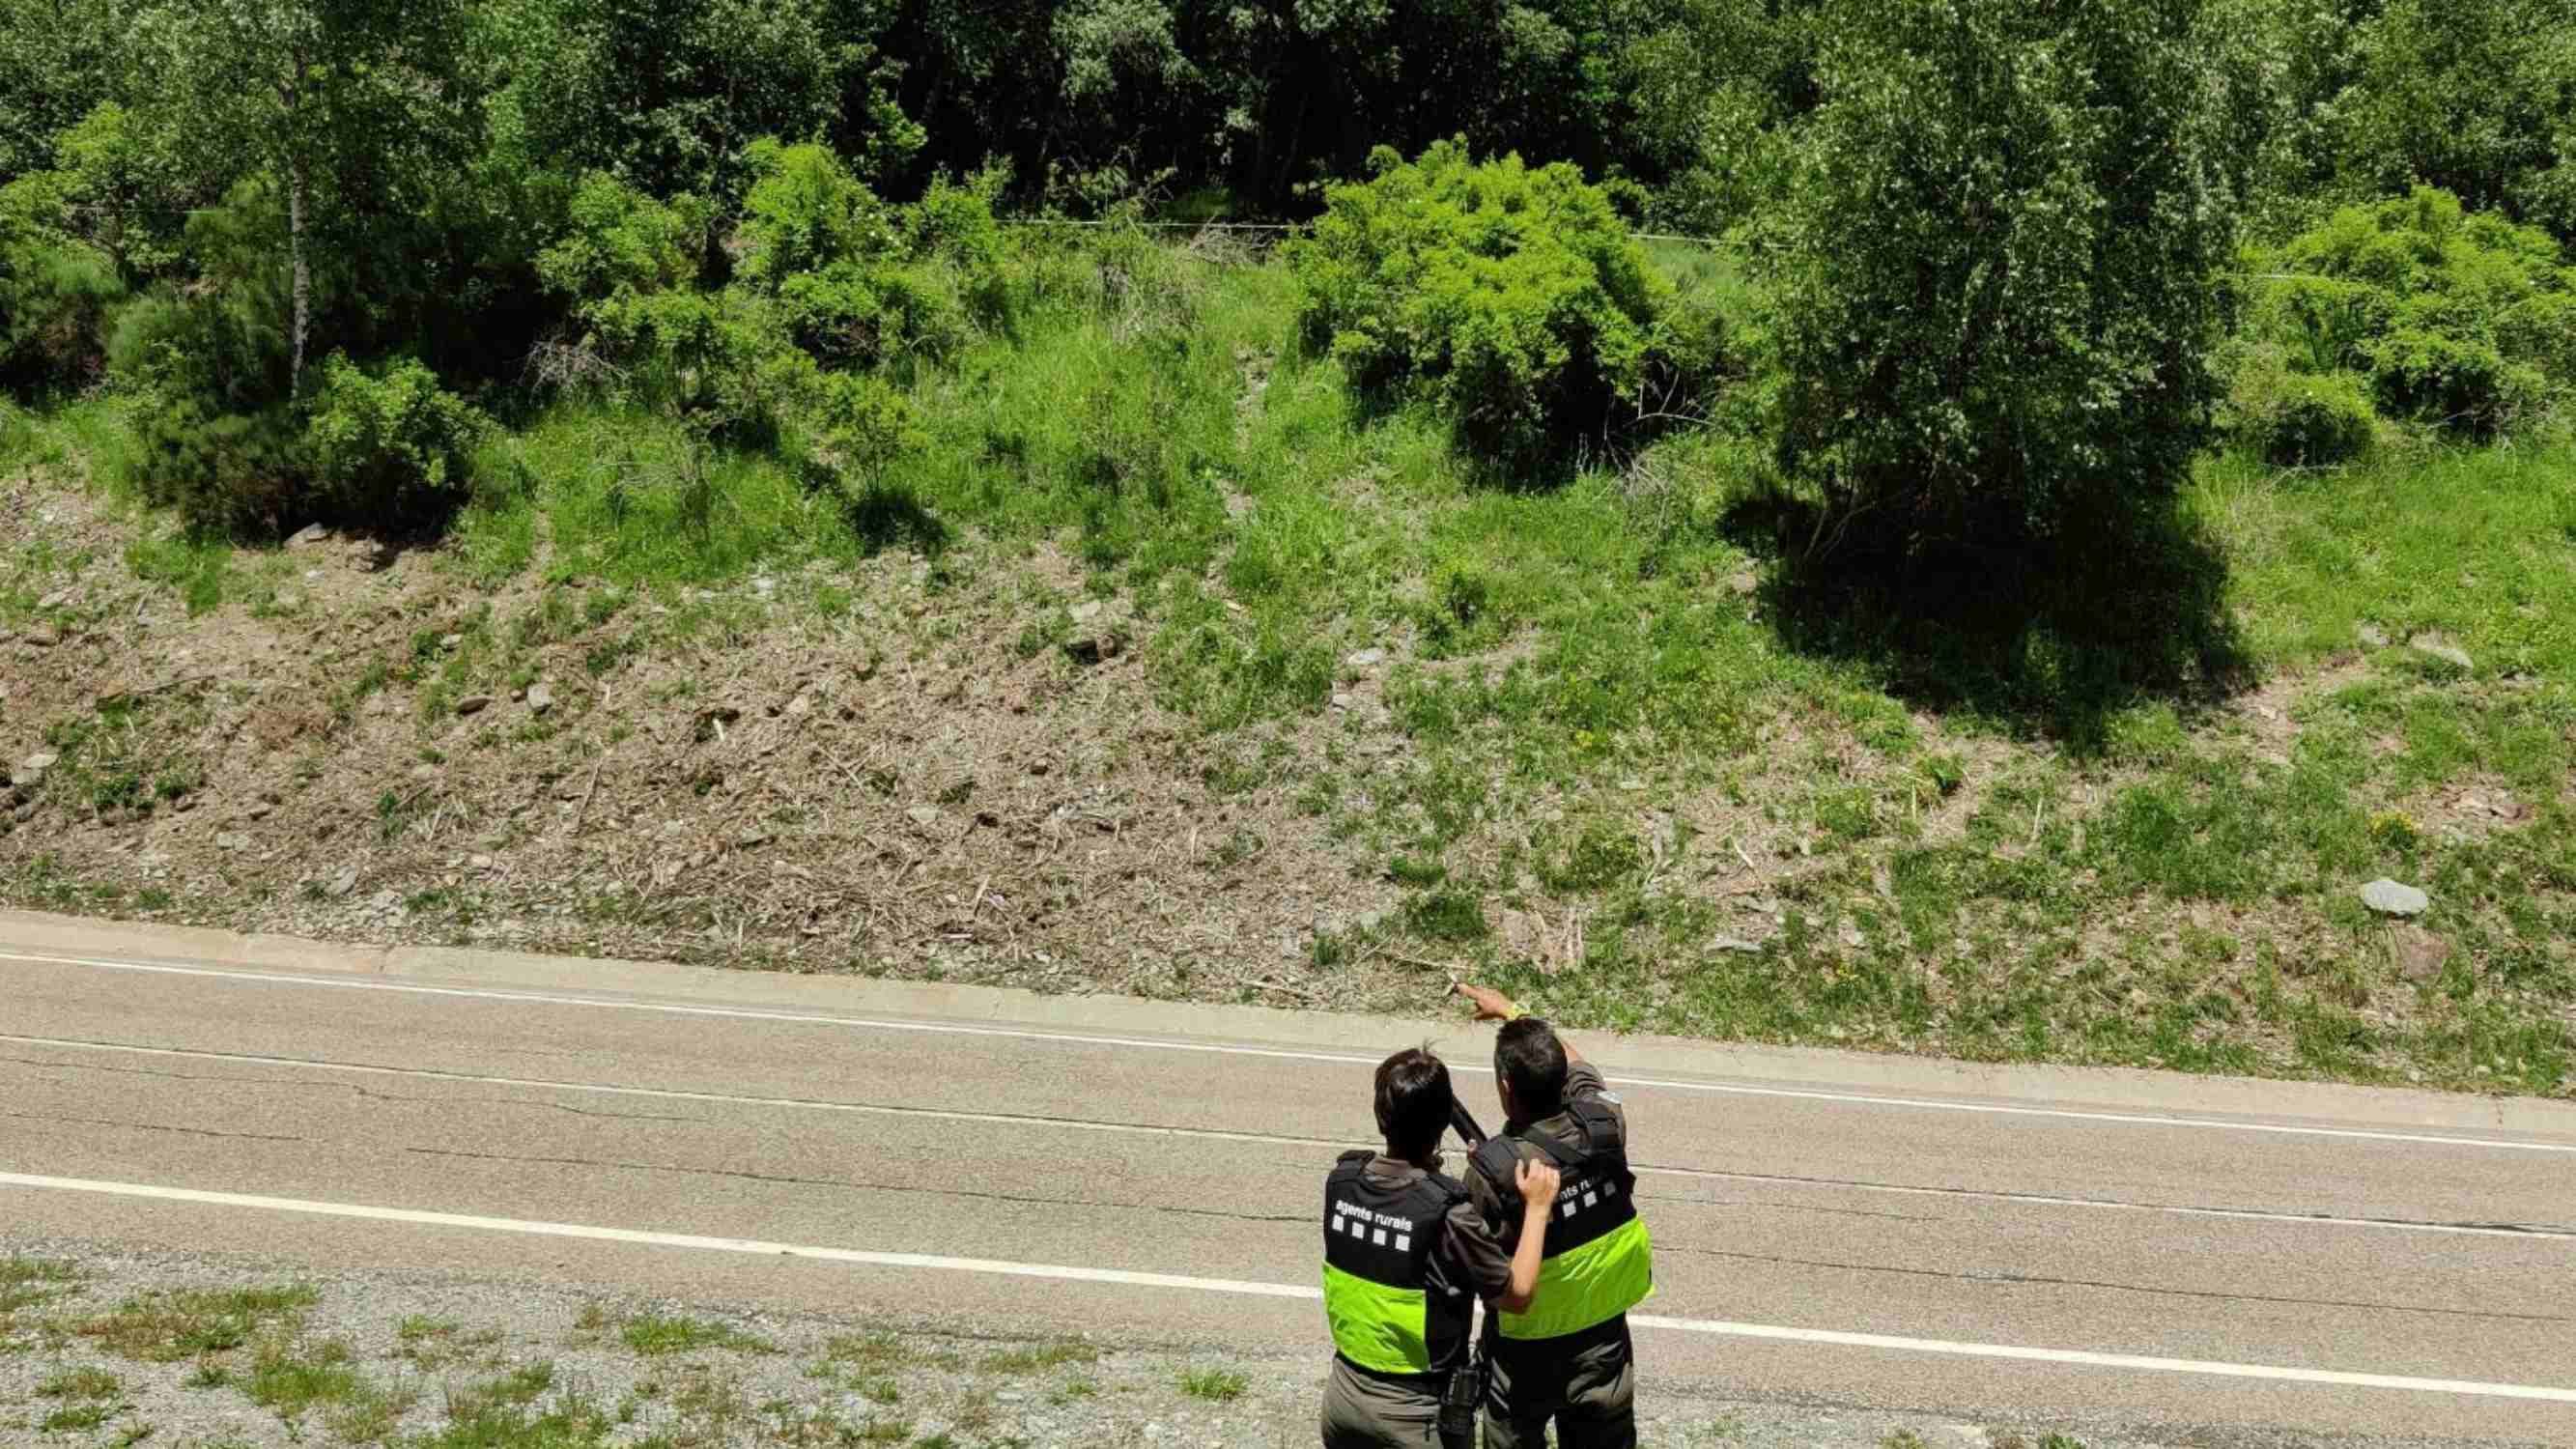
[{"x1": 4, "y1": 912, "x2": 2573, "y2": 1446}]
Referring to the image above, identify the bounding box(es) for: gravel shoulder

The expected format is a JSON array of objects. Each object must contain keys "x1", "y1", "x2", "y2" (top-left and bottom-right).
[{"x1": 0, "y1": 1236, "x2": 2533, "y2": 1449}]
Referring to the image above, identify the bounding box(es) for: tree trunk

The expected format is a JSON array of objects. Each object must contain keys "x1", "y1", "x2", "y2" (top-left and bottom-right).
[{"x1": 288, "y1": 148, "x2": 311, "y2": 397}]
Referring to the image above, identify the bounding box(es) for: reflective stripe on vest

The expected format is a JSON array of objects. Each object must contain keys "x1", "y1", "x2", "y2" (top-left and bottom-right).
[
  {"x1": 1319, "y1": 1153, "x2": 1470, "y2": 1377},
  {"x1": 1497, "y1": 1215, "x2": 1654, "y2": 1340},
  {"x1": 1478, "y1": 1103, "x2": 1654, "y2": 1341}
]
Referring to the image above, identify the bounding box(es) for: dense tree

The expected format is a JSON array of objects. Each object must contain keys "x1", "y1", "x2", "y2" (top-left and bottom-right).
[{"x1": 1764, "y1": 0, "x2": 2236, "y2": 550}]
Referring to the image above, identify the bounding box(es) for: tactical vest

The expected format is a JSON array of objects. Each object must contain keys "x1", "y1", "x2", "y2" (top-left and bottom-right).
[
  {"x1": 1470, "y1": 1098, "x2": 1654, "y2": 1340},
  {"x1": 1320, "y1": 1151, "x2": 1474, "y2": 1378}
]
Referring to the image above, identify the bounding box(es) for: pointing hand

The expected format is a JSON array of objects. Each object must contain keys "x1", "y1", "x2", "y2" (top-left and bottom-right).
[{"x1": 1456, "y1": 982, "x2": 1517, "y2": 1022}]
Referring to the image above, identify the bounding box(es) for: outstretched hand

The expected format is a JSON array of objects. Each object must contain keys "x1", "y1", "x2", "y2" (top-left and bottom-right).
[
  {"x1": 1514, "y1": 1157, "x2": 1563, "y2": 1212},
  {"x1": 1456, "y1": 981, "x2": 1517, "y2": 1022}
]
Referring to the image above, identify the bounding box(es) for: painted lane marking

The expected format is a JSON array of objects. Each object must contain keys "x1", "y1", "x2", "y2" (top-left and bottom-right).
[
  {"x1": 3, "y1": 1171, "x2": 2572, "y2": 1404},
  {"x1": 13, "y1": 1033, "x2": 2569, "y2": 1240},
  {"x1": 9, "y1": 951, "x2": 2574, "y2": 1154}
]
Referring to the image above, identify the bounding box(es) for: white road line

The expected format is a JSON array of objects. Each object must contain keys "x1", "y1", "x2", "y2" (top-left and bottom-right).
[
  {"x1": 10, "y1": 951, "x2": 2575, "y2": 1155},
  {"x1": 8, "y1": 1033, "x2": 2567, "y2": 1242},
  {"x1": 4, "y1": 1171, "x2": 2572, "y2": 1404}
]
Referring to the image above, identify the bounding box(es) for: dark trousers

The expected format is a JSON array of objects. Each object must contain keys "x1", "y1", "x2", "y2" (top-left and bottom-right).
[
  {"x1": 1322, "y1": 1357, "x2": 1471, "y2": 1449},
  {"x1": 1479, "y1": 1318, "x2": 1636, "y2": 1449}
]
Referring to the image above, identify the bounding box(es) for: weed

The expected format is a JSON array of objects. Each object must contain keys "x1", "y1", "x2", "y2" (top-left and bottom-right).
[
  {"x1": 184, "y1": 1358, "x2": 232, "y2": 1389},
  {"x1": 41, "y1": 1403, "x2": 115, "y2": 1432},
  {"x1": 395, "y1": 1316, "x2": 504, "y2": 1371},
  {"x1": 37, "y1": 1366, "x2": 122, "y2": 1400},
  {"x1": 75, "y1": 1284, "x2": 317, "y2": 1362},
  {"x1": 1176, "y1": 1368, "x2": 1248, "y2": 1402},
  {"x1": 983, "y1": 1340, "x2": 1099, "y2": 1374},
  {"x1": 618, "y1": 1314, "x2": 776, "y2": 1357}
]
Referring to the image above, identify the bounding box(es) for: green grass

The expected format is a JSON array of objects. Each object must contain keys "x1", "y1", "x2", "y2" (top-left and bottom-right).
[
  {"x1": 615, "y1": 1314, "x2": 777, "y2": 1357},
  {"x1": 125, "y1": 529, "x2": 232, "y2": 616},
  {"x1": 980, "y1": 1339, "x2": 1098, "y2": 1375},
  {"x1": 243, "y1": 1336, "x2": 418, "y2": 1439},
  {"x1": 75, "y1": 1284, "x2": 319, "y2": 1363},
  {"x1": 38, "y1": 1365, "x2": 123, "y2": 1400},
  {"x1": 1175, "y1": 1367, "x2": 1248, "y2": 1402},
  {"x1": 6, "y1": 239, "x2": 2570, "y2": 1098}
]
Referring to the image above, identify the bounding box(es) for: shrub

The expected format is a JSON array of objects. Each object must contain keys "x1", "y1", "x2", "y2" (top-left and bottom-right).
[
  {"x1": 2225, "y1": 359, "x2": 2377, "y2": 467},
  {"x1": 304, "y1": 355, "x2": 492, "y2": 531},
  {"x1": 1289, "y1": 141, "x2": 1699, "y2": 466},
  {"x1": 0, "y1": 232, "x2": 122, "y2": 394},
  {"x1": 1763, "y1": 0, "x2": 2234, "y2": 549},
  {"x1": 127, "y1": 399, "x2": 307, "y2": 535},
  {"x1": 2245, "y1": 186, "x2": 2573, "y2": 438}
]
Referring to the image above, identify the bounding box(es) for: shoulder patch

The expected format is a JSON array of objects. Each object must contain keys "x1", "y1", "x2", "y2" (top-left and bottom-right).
[{"x1": 1596, "y1": 1091, "x2": 1623, "y2": 1106}]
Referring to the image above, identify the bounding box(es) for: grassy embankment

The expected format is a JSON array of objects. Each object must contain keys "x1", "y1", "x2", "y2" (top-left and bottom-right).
[{"x1": 4, "y1": 237, "x2": 2570, "y2": 1095}]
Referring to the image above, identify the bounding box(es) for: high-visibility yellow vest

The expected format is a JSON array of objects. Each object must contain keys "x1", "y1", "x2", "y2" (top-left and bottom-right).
[
  {"x1": 1319, "y1": 1151, "x2": 1473, "y2": 1377},
  {"x1": 1470, "y1": 1100, "x2": 1654, "y2": 1340}
]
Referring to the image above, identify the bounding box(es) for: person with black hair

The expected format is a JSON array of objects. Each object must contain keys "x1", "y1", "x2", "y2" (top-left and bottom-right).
[
  {"x1": 1322, "y1": 1047, "x2": 1563, "y2": 1449},
  {"x1": 1453, "y1": 984, "x2": 1656, "y2": 1449}
]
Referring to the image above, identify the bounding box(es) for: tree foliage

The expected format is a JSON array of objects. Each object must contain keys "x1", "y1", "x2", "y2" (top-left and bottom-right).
[
  {"x1": 1291, "y1": 142, "x2": 1701, "y2": 466},
  {"x1": 1764, "y1": 0, "x2": 2235, "y2": 549}
]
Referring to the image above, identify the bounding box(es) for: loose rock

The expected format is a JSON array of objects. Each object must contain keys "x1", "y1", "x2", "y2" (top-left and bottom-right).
[
  {"x1": 1345, "y1": 647, "x2": 1386, "y2": 668},
  {"x1": 323, "y1": 866, "x2": 358, "y2": 898},
  {"x1": 286, "y1": 523, "x2": 331, "y2": 549},
  {"x1": 907, "y1": 805, "x2": 944, "y2": 829},
  {"x1": 2357, "y1": 622, "x2": 2390, "y2": 648},
  {"x1": 2361, "y1": 878, "x2": 2430, "y2": 918},
  {"x1": 11, "y1": 752, "x2": 57, "y2": 792},
  {"x1": 215, "y1": 832, "x2": 249, "y2": 852},
  {"x1": 455, "y1": 695, "x2": 495, "y2": 716},
  {"x1": 526, "y1": 684, "x2": 554, "y2": 715},
  {"x1": 25, "y1": 623, "x2": 61, "y2": 647}
]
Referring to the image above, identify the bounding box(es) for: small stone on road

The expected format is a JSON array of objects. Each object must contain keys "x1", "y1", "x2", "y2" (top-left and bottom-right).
[{"x1": 2362, "y1": 878, "x2": 2429, "y2": 918}]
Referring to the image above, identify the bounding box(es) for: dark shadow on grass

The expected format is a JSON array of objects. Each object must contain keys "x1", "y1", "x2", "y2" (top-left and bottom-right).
[
  {"x1": 1735, "y1": 493, "x2": 2253, "y2": 753},
  {"x1": 842, "y1": 479, "x2": 950, "y2": 557}
]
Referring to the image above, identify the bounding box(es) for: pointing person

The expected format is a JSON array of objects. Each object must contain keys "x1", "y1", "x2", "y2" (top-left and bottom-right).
[
  {"x1": 1322, "y1": 1047, "x2": 1564, "y2": 1449},
  {"x1": 1455, "y1": 985, "x2": 1655, "y2": 1449}
]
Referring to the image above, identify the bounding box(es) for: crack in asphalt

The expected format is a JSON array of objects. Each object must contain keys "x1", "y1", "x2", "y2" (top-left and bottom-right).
[
  {"x1": 399, "y1": 1146, "x2": 1313, "y2": 1226},
  {"x1": 1, "y1": 1109, "x2": 307, "y2": 1144},
  {"x1": 0, "y1": 1054, "x2": 699, "y2": 1123},
  {"x1": 1656, "y1": 1242, "x2": 2576, "y2": 1324}
]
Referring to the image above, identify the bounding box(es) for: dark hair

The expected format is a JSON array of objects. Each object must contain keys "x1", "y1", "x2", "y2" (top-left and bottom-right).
[
  {"x1": 1374, "y1": 1048, "x2": 1454, "y2": 1157},
  {"x1": 1495, "y1": 1017, "x2": 1568, "y2": 1121}
]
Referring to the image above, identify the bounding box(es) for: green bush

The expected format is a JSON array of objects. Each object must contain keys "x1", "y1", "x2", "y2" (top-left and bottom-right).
[
  {"x1": 1288, "y1": 141, "x2": 1700, "y2": 466},
  {"x1": 2245, "y1": 186, "x2": 2573, "y2": 438},
  {"x1": 2224, "y1": 358, "x2": 2377, "y2": 467},
  {"x1": 127, "y1": 399, "x2": 307, "y2": 535},
  {"x1": 0, "y1": 233, "x2": 122, "y2": 394},
  {"x1": 304, "y1": 355, "x2": 493, "y2": 531},
  {"x1": 1764, "y1": 0, "x2": 2234, "y2": 547}
]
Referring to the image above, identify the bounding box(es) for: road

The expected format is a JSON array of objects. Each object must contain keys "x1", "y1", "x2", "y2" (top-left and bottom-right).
[{"x1": 3, "y1": 911, "x2": 2573, "y2": 1446}]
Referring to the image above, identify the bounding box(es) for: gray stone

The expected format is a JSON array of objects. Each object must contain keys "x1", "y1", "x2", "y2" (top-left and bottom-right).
[
  {"x1": 11, "y1": 752, "x2": 57, "y2": 791},
  {"x1": 1330, "y1": 693, "x2": 1355, "y2": 711},
  {"x1": 323, "y1": 866, "x2": 358, "y2": 898},
  {"x1": 455, "y1": 695, "x2": 495, "y2": 716},
  {"x1": 1069, "y1": 601, "x2": 1105, "y2": 624},
  {"x1": 439, "y1": 634, "x2": 464, "y2": 651},
  {"x1": 1345, "y1": 647, "x2": 1386, "y2": 668},
  {"x1": 2357, "y1": 622, "x2": 2390, "y2": 648},
  {"x1": 784, "y1": 694, "x2": 813, "y2": 719},
  {"x1": 906, "y1": 805, "x2": 943, "y2": 829},
  {"x1": 286, "y1": 523, "x2": 331, "y2": 549},
  {"x1": 36, "y1": 589, "x2": 69, "y2": 610},
  {"x1": 2362, "y1": 878, "x2": 2430, "y2": 918},
  {"x1": 1712, "y1": 935, "x2": 1763, "y2": 954},
  {"x1": 468, "y1": 854, "x2": 495, "y2": 871},
  {"x1": 24, "y1": 623, "x2": 60, "y2": 647},
  {"x1": 2409, "y1": 636, "x2": 2474, "y2": 671},
  {"x1": 215, "y1": 831, "x2": 249, "y2": 852},
  {"x1": 526, "y1": 684, "x2": 554, "y2": 715}
]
